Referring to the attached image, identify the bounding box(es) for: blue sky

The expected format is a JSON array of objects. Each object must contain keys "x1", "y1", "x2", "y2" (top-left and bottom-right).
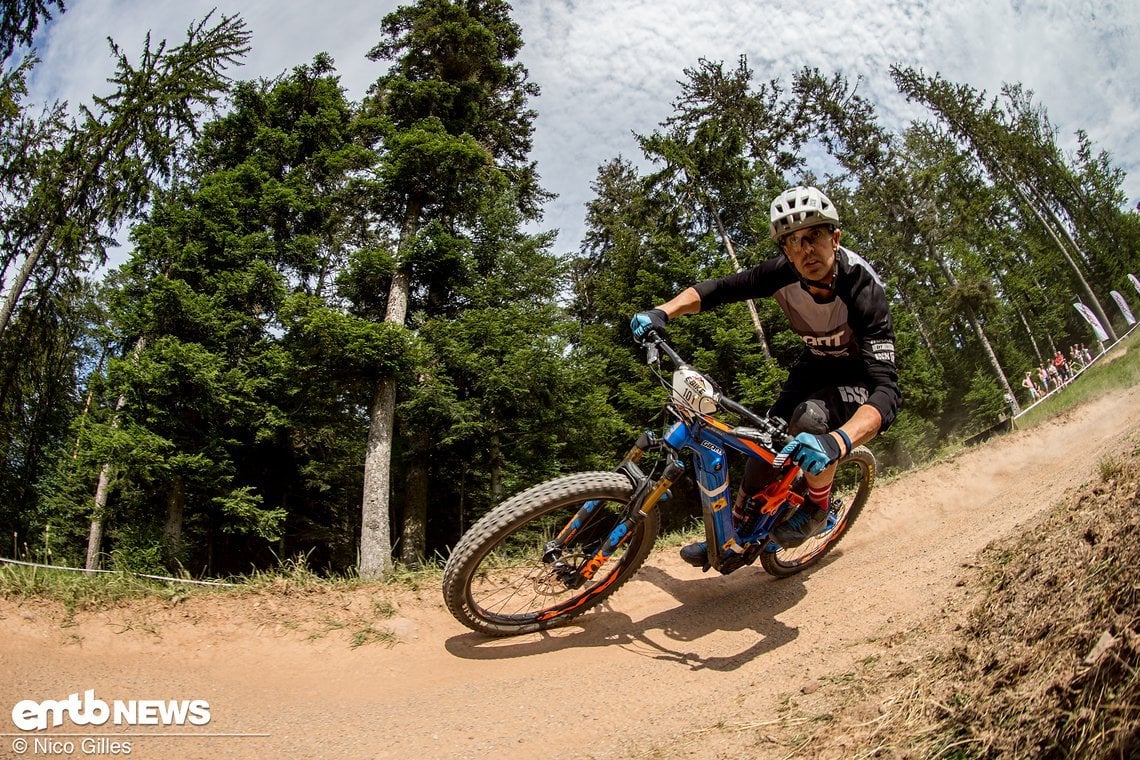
[{"x1": 22, "y1": 0, "x2": 1140, "y2": 256}]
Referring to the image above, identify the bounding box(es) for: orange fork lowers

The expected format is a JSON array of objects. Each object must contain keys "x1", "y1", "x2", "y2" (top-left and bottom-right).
[{"x1": 577, "y1": 459, "x2": 683, "y2": 582}]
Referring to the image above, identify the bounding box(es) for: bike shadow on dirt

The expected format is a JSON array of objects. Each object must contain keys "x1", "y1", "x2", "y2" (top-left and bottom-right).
[{"x1": 443, "y1": 561, "x2": 814, "y2": 671}]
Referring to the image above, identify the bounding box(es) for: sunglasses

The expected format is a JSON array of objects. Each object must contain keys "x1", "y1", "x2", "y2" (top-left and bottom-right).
[{"x1": 781, "y1": 226, "x2": 834, "y2": 254}]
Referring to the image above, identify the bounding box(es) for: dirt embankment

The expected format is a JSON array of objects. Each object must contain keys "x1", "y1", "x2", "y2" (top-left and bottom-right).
[{"x1": 3, "y1": 382, "x2": 1140, "y2": 759}]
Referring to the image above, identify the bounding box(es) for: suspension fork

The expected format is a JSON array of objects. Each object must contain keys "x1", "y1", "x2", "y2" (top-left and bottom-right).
[
  {"x1": 544, "y1": 431, "x2": 658, "y2": 552},
  {"x1": 572, "y1": 458, "x2": 684, "y2": 585},
  {"x1": 545, "y1": 432, "x2": 685, "y2": 587}
]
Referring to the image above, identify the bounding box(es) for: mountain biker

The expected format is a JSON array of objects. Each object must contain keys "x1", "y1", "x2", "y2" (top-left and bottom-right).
[{"x1": 630, "y1": 185, "x2": 901, "y2": 566}]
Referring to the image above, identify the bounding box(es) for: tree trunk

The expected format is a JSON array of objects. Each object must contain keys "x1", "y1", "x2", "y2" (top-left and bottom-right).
[
  {"x1": 0, "y1": 154, "x2": 103, "y2": 342},
  {"x1": 932, "y1": 243, "x2": 1021, "y2": 415},
  {"x1": 163, "y1": 476, "x2": 186, "y2": 569},
  {"x1": 971, "y1": 305, "x2": 1021, "y2": 416},
  {"x1": 84, "y1": 472, "x2": 110, "y2": 573},
  {"x1": 687, "y1": 176, "x2": 772, "y2": 358},
  {"x1": 457, "y1": 460, "x2": 467, "y2": 539},
  {"x1": 896, "y1": 287, "x2": 942, "y2": 368},
  {"x1": 1015, "y1": 306, "x2": 1045, "y2": 365},
  {"x1": 72, "y1": 351, "x2": 107, "y2": 460},
  {"x1": 361, "y1": 370, "x2": 398, "y2": 578},
  {"x1": 0, "y1": 227, "x2": 52, "y2": 341},
  {"x1": 995, "y1": 167, "x2": 1118, "y2": 341},
  {"x1": 489, "y1": 432, "x2": 504, "y2": 504},
  {"x1": 399, "y1": 426, "x2": 430, "y2": 567},
  {"x1": 84, "y1": 338, "x2": 145, "y2": 572},
  {"x1": 359, "y1": 202, "x2": 420, "y2": 580},
  {"x1": 82, "y1": 460, "x2": 113, "y2": 574},
  {"x1": 708, "y1": 207, "x2": 771, "y2": 358}
]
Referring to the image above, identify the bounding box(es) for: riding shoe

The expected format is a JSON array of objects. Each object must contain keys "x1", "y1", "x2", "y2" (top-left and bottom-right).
[
  {"x1": 679, "y1": 541, "x2": 708, "y2": 567},
  {"x1": 771, "y1": 501, "x2": 829, "y2": 548}
]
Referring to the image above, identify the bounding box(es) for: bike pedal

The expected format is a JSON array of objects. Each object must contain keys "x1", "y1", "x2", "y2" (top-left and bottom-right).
[{"x1": 717, "y1": 544, "x2": 763, "y2": 575}]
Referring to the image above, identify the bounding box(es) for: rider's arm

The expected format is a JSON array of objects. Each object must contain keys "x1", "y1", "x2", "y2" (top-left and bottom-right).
[
  {"x1": 832, "y1": 405, "x2": 882, "y2": 455},
  {"x1": 659, "y1": 258, "x2": 793, "y2": 318},
  {"x1": 691, "y1": 257, "x2": 792, "y2": 311},
  {"x1": 846, "y1": 269, "x2": 901, "y2": 434},
  {"x1": 654, "y1": 287, "x2": 703, "y2": 319}
]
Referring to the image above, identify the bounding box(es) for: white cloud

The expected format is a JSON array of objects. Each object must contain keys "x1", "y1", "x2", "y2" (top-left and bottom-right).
[{"x1": 18, "y1": 0, "x2": 1140, "y2": 257}]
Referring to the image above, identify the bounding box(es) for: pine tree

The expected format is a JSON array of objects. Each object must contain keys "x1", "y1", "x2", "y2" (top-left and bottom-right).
[
  {"x1": 74, "y1": 56, "x2": 377, "y2": 573},
  {"x1": 355, "y1": 0, "x2": 544, "y2": 577}
]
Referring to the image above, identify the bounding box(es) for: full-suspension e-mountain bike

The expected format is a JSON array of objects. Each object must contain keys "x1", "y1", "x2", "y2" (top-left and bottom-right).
[{"x1": 442, "y1": 330, "x2": 876, "y2": 636}]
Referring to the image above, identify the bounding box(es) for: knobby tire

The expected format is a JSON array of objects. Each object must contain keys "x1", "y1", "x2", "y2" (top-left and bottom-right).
[{"x1": 443, "y1": 472, "x2": 661, "y2": 636}]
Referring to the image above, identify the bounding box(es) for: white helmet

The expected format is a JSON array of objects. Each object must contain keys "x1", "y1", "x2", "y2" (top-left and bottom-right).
[{"x1": 769, "y1": 186, "x2": 840, "y2": 241}]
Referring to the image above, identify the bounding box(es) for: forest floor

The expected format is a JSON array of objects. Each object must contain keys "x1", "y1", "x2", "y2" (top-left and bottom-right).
[{"x1": 4, "y1": 375, "x2": 1140, "y2": 759}]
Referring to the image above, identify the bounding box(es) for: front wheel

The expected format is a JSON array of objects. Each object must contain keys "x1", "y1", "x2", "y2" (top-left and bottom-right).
[
  {"x1": 442, "y1": 471, "x2": 661, "y2": 636},
  {"x1": 761, "y1": 446, "x2": 876, "y2": 578}
]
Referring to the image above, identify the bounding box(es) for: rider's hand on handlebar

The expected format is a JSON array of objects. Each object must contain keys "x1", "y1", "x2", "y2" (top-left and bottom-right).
[
  {"x1": 775, "y1": 432, "x2": 844, "y2": 475},
  {"x1": 630, "y1": 309, "x2": 668, "y2": 340}
]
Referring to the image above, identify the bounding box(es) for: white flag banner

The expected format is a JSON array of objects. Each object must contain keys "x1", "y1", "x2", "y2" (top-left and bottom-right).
[
  {"x1": 1074, "y1": 302, "x2": 1109, "y2": 342},
  {"x1": 1129, "y1": 273, "x2": 1140, "y2": 299},
  {"x1": 1111, "y1": 291, "x2": 1136, "y2": 325}
]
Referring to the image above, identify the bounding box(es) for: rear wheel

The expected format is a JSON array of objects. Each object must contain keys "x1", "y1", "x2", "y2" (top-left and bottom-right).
[
  {"x1": 442, "y1": 472, "x2": 661, "y2": 636},
  {"x1": 760, "y1": 446, "x2": 875, "y2": 578}
]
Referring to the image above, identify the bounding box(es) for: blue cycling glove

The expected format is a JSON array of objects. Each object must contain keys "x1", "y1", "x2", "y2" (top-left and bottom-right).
[
  {"x1": 774, "y1": 432, "x2": 844, "y2": 475},
  {"x1": 630, "y1": 309, "x2": 668, "y2": 340}
]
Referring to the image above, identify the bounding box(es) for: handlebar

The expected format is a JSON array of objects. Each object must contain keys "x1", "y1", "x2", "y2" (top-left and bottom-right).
[{"x1": 637, "y1": 329, "x2": 790, "y2": 444}]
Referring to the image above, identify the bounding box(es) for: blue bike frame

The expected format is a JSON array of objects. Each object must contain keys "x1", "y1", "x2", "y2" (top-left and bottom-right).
[
  {"x1": 553, "y1": 408, "x2": 805, "y2": 589},
  {"x1": 660, "y1": 411, "x2": 805, "y2": 571}
]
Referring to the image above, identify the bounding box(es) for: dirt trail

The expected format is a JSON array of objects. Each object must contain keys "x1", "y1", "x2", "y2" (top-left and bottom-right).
[{"x1": 4, "y1": 383, "x2": 1140, "y2": 760}]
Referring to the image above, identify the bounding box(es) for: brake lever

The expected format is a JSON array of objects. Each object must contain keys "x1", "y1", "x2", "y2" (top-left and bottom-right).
[
  {"x1": 645, "y1": 340, "x2": 660, "y2": 365},
  {"x1": 732, "y1": 426, "x2": 766, "y2": 442},
  {"x1": 733, "y1": 426, "x2": 790, "y2": 453}
]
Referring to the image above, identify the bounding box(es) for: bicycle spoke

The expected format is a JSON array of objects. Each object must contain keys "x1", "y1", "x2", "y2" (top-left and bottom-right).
[
  {"x1": 762, "y1": 450, "x2": 874, "y2": 577},
  {"x1": 461, "y1": 497, "x2": 640, "y2": 624}
]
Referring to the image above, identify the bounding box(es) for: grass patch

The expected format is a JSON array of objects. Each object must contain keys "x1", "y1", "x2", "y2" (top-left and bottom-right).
[
  {"x1": 381, "y1": 554, "x2": 445, "y2": 590},
  {"x1": 350, "y1": 625, "x2": 399, "y2": 649},
  {"x1": 0, "y1": 562, "x2": 196, "y2": 613},
  {"x1": 0, "y1": 551, "x2": 429, "y2": 624},
  {"x1": 1098, "y1": 454, "x2": 1125, "y2": 481},
  {"x1": 654, "y1": 518, "x2": 704, "y2": 551},
  {"x1": 372, "y1": 598, "x2": 397, "y2": 618},
  {"x1": 1, "y1": 553, "x2": 412, "y2": 650}
]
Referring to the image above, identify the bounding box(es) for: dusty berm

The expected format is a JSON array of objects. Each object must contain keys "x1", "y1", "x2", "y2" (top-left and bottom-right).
[{"x1": 766, "y1": 449, "x2": 1140, "y2": 758}]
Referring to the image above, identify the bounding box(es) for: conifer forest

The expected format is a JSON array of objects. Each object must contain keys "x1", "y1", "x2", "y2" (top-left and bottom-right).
[{"x1": 2, "y1": 0, "x2": 1138, "y2": 578}]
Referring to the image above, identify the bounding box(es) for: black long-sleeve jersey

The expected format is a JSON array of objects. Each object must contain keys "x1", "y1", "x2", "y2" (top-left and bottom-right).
[{"x1": 692, "y1": 246, "x2": 901, "y2": 430}]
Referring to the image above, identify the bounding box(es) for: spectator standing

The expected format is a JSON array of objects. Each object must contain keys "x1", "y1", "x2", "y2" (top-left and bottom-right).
[
  {"x1": 1068, "y1": 345, "x2": 1082, "y2": 373},
  {"x1": 1022, "y1": 371, "x2": 1040, "y2": 401},
  {"x1": 1053, "y1": 351, "x2": 1071, "y2": 385}
]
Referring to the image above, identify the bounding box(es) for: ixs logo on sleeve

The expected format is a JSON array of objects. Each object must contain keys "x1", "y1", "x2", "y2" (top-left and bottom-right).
[
  {"x1": 11, "y1": 690, "x2": 211, "y2": 731},
  {"x1": 870, "y1": 340, "x2": 895, "y2": 363}
]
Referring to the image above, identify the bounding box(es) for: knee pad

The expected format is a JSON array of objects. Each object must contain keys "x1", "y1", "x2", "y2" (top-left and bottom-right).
[{"x1": 788, "y1": 399, "x2": 829, "y2": 436}]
